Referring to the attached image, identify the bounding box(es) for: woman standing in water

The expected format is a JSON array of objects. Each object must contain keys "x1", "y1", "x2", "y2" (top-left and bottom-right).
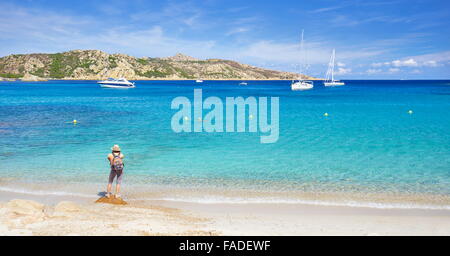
[{"x1": 106, "y1": 145, "x2": 124, "y2": 198}]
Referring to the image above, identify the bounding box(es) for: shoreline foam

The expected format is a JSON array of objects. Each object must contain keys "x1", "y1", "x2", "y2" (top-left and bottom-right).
[{"x1": 1, "y1": 181, "x2": 450, "y2": 211}]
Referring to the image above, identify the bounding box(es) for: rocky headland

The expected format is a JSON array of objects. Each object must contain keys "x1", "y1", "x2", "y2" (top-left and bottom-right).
[{"x1": 0, "y1": 50, "x2": 315, "y2": 81}]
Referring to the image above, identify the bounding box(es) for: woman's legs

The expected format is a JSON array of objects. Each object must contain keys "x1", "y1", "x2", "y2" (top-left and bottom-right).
[
  {"x1": 114, "y1": 170, "x2": 123, "y2": 197},
  {"x1": 106, "y1": 170, "x2": 117, "y2": 197},
  {"x1": 115, "y1": 184, "x2": 121, "y2": 196}
]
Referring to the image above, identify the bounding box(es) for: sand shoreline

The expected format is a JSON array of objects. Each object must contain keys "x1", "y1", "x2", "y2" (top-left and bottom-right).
[
  {"x1": 1, "y1": 190, "x2": 449, "y2": 236},
  {"x1": 1, "y1": 179, "x2": 449, "y2": 211}
]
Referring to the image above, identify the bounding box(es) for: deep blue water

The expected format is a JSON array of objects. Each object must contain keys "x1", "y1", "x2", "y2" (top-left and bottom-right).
[{"x1": 0, "y1": 80, "x2": 449, "y2": 204}]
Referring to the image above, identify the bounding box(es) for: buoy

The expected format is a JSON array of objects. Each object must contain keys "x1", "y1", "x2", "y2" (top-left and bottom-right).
[
  {"x1": 197, "y1": 117, "x2": 202, "y2": 122},
  {"x1": 184, "y1": 116, "x2": 189, "y2": 121},
  {"x1": 249, "y1": 114, "x2": 254, "y2": 119},
  {"x1": 408, "y1": 110, "x2": 413, "y2": 114},
  {"x1": 72, "y1": 119, "x2": 77, "y2": 124},
  {"x1": 324, "y1": 113, "x2": 329, "y2": 117}
]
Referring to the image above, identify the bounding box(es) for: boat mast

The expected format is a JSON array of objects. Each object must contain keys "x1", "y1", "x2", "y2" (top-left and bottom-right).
[
  {"x1": 299, "y1": 29, "x2": 304, "y2": 81},
  {"x1": 325, "y1": 49, "x2": 332, "y2": 82},
  {"x1": 331, "y1": 49, "x2": 335, "y2": 82},
  {"x1": 325, "y1": 49, "x2": 336, "y2": 83}
]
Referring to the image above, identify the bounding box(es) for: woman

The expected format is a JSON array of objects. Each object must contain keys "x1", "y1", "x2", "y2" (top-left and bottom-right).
[{"x1": 106, "y1": 144, "x2": 125, "y2": 198}]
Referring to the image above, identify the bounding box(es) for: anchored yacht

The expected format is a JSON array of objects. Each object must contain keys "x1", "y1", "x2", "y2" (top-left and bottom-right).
[
  {"x1": 98, "y1": 78, "x2": 135, "y2": 88},
  {"x1": 324, "y1": 49, "x2": 345, "y2": 87},
  {"x1": 291, "y1": 30, "x2": 313, "y2": 91}
]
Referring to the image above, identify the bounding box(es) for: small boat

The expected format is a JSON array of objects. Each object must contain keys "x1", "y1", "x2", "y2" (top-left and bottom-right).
[
  {"x1": 291, "y1": 30, "x2": 314, "y2": 91},
  {"x1": 196, "y1": 79, "x2": 203, "y2": 83},
  {"x1": 239, "y1": 82, "x2": 248, "y2": 86},
  {"x1": 291, "y1": 80, "x2": 314, "y2": 90},
  {"x1": 324, "y1": 49, "x2": 345, "y2": 87},
  {"x1": 98, "y1": 78, "x2": 135, "y2": 88}
]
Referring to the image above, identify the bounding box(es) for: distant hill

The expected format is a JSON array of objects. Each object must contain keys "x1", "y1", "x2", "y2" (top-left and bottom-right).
[{"x1": 0, "y1": 50, "x2": 316, "y2": 81}]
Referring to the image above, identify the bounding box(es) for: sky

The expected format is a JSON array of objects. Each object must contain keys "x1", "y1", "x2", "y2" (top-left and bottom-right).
[{"x1": 0, "y1": 0, "x2": 449, "y2": 79}]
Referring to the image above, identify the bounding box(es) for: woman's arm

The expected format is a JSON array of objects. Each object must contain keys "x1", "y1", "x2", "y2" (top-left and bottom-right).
[{"x1": 107, "y1": 154, "x2": 113, "y2": 164}]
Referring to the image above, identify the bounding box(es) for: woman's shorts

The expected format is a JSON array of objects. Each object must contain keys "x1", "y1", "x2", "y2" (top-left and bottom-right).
[{"x1": 108, "y1": 169, "x2": 123, "y2": 185}]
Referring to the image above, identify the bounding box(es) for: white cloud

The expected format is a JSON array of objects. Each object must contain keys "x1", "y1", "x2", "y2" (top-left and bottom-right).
[
  {"x1": 366, "y1": 69, "x2": 382, "y2": 74},
  {"x1": 309, "y1": 6, "x2": 342, "y2": 13},
  {"x1": 182, "y1": 14, "x2": 201, "y2": 27},
  {"x1": 330, "y1": 13, "x2": 415, "y2": 28},
  {"x1": 371, "y1": 51, "x2": 450, "y2": 69},
  {"x1": 235, "y1": 40, "x2": 385, "y2": 68},
  {"x1": 388, "y1": 68, "x2": 400, "y2": 73},
  {"x1": 392, "y1": 58, "x2": 418, "y2": 67},
  {"x1": 371, "y1": 62, "x2": 384, "y2": 67},
  {"x1": 226, "y1": 27, "x2": 250, "y2": 36},
  {"x1": 409, "y1": 50, "x2": 450, "y2": 63},
  {"x1": 0, "y1": 3, "x2": 92, "y2": 41},
  {"x1": 237, "y1": 40, "x2": 328, "y2": 64},
  {"x1": 231, "y1": 16, "x2": 261, "y2": 25},
  {"x1": 130, "y1": 1, "x2": 204, "y2": 29},
  {"x1": 0, "y1": 2, "x2": 219, "y2": 59},
  {"x1": 94, "y1": 26, "x2": 218, "y2": 58},
  {"x1": 337, "y1": 62, "x2": 346, "y2": 67},
  {"x1": 336, "y1": 67, "x2": 351, "y2": 75},
  {"x1": 422, "y1": 60, "x2": 439, "y2": 67}
]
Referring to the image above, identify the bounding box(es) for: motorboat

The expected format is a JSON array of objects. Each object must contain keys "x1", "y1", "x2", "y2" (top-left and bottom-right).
[
  {"x1": 98, "y1": 78, "x2": 135, "y2": 88},
  {"x1": 291, "y1": 80, "x2": 314, "y2": 90}
]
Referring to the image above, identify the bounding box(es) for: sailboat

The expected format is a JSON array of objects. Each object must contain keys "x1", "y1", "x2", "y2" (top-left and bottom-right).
[
  {"x1": 291, "y1": 30, "x2": 314, "y2": 91},
  {"x1": 324, "y1": 49, "x2": 345, "y2": 86}
]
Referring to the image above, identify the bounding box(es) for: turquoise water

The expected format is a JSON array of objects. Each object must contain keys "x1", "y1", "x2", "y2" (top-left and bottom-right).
[{"x1": 1, "y1": 80, "x2": 450, "y2": 207}]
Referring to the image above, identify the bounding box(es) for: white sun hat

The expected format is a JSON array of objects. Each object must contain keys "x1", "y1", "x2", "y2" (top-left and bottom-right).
[{"x1": 111, "y1": 145, "x2": 121, "y2": 152}]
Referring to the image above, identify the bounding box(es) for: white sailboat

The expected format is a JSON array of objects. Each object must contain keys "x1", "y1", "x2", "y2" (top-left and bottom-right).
[
  {"x1": 291, "y1": 30, "x2": 313, "y2": 91},
  {"x1": 324, "y1": 49, "x2": 345, "y2": 87}
]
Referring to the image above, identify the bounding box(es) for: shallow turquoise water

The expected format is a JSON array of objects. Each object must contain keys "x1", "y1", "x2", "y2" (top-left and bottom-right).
[{"x1": 0, "y1": 80, "x2": 449, "y2": 203}]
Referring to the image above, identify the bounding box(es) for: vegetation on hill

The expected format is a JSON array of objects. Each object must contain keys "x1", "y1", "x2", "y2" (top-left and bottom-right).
[{"x1": 0, "y1": 50, "x2": 314, "y2": 80}]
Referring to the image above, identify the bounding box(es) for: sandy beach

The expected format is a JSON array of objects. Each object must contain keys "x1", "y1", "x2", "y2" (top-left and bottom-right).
[{"x1": 1, "y1": 191, "x2": 449, "y2": 236}]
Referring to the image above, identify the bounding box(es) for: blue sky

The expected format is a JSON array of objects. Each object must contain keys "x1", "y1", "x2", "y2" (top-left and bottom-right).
[{"x1": 1, "y1": 0, "x2": 449, "y2": 79}]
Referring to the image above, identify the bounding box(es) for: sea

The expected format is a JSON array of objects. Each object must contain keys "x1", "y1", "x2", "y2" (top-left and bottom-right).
[{"x1": 0, "y1": 79, "x2": 449, "y2": 209}]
